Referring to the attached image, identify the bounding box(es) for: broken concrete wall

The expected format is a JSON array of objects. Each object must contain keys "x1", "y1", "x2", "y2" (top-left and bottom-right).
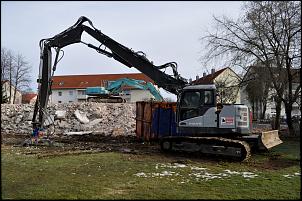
[{"x1": 1, "y1": 102, "x2": 136, "y2": 137}]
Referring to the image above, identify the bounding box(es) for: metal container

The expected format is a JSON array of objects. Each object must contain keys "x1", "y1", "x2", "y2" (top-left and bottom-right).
[{"x1": 136, "y1": 101, "x2": 177, "y2": 141}]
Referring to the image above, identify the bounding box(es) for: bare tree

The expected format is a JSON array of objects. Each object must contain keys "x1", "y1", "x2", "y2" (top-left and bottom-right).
[
  {"x1": 1, "y1": 48, "x2": 8, "y2": 80},
  {"x1": 214, "y1": 72, "x2": 241, "y2": 104},
  {"x1": 12, "y1": 53, "x2": 32, "y2": 103},
  {"x1": 244, "y1": 66, "x2": 272, "y2": 120},
  {"x1": 1, "y1": 48, "x2": 15, "y2": 103},
  {"x1": 1, "y1": 47, "x2": 32, "y2": 104},
  {"x1": 1, "y1": 85, "x2": 9, "y2": 104},
  {"x1": 201, "y1": 1, "x2": 301, "y2": 135}
]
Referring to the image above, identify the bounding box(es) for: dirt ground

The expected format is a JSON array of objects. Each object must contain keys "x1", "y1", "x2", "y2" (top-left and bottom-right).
[
  {"x1": 1, "y1": 132, "x2": 161, "y2": 157},
  {"x1": 1, "y1": 127, "x2": 299, "y2": 172}
]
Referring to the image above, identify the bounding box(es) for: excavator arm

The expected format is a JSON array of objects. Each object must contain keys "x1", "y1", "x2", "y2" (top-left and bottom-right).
[
  {"x1": 32, "y1": 16, "x2": 187, "y2": 129},
  {"x1": 106, "y1": 78, "x2": 164, "y2": 101}
]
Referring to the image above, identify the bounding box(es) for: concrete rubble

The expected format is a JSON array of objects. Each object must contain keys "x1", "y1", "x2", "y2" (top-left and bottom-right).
[{"x1": 1, "y1": 102, "x2": 136, "y2": 137}]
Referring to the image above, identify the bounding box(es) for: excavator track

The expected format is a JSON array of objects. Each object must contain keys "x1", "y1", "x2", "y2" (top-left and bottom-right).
[
  {"x1": 160, "y1": 136, "x2": 251, "y2": 161},
  {"x1": 87, "y1": 97, "x2": 125, "y2": 103}
]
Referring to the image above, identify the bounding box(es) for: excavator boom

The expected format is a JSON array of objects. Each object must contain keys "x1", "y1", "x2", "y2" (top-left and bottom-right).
[
  {"x1": 32, "y1": 16, "x2": 187, "y2": 129},
  {"x1": 31, "y1": 16, "x2": 282, "y2": 162}
]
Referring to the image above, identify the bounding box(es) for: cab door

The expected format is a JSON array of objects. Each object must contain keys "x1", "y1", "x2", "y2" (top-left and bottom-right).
[{"x1": 178, "y1": 90, "x2": 202, "y2": 122}]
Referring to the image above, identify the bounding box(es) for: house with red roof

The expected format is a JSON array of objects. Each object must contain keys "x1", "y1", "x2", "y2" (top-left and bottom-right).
[
  {"x1": 22, "y1": 93, "x2": 37, "y2": 104},
  {"x1": 192, "y1": 67, "x2": 241, "y2": 104},
  {"x1": 50, "y1": 73, "x2": 158, "y2": 103}
]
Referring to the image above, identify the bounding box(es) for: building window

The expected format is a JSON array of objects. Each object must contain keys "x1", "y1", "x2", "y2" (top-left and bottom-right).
[
  {"x1": 69, "y1": 101, "x2": 73, "y2": 103},
  {"x1": 58, "y1": 91, "x2": 62, "y2": 96},
  {"x1": 103, "y1": 80, "x2": 108, "y2": 87},
  {"x1": 78, "y1": 90, "x2": 86, "y2": 95},
  {"x1": 58, "y1": 101, "x2": 62, "y2": 103},
  {"x1": 69, "y1": 91, "x2": 73, "y2": 96}
]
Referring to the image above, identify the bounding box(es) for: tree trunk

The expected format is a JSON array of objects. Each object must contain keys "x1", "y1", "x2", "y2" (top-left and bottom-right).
[
  {"x1": 261, "y1": 85, "x2": 269, "y2": 120},
  {"x1": 284, "y1": 103, "x2": 295, "y2": 136},
  {"x1": 261, "y1": 100, "x2": 267, "y2": 119},
  {"x1": 255, "y1": 100, "x2": 259, "y2": 120},
  {"x1": 8, "y1": 54, "x2": 14, "y2": 104},
  {"x1": 13, "y1": 81, "x2": 18, "y2": 104},
  {"x1": 252, "y1": 100, "x2": 255, "y2": 120},
  {"x1": 13, "y1": 69, "x2": 19, "y2": 104},
  {"x1": 9, "y1": 64, "x2": 12, "y2": 104},
  {"x1": 273, "y1": 99, "x2": 282, "y2": 130}
]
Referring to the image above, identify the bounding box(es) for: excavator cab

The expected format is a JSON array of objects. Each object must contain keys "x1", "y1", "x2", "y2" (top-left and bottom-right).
[
  {"x1": 178, "y1": 85, "x2": 216, "y2": 122},
  {"x1": 177, "y1": 84, "x2": 258, "y2": 136},
  {"x1": 176, "y1": 84, "x2": 238, "y2": 136}
]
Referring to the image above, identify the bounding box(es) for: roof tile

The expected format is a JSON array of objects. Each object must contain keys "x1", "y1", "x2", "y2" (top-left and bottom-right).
[
  {"x1": 192, "y1": 68, "x2": 227, "y2": 84},
  {"x1": 22, "y1": 93, "x2": 37, "y2": 103},
  {"x1": 51, "y1": 73, "x2": 154, "y2": 89}
]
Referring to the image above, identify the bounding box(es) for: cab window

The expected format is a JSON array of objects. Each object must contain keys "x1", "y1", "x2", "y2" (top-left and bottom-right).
[
  {"x1": 179, "y1": 91, "x2": 201, "y2": 121},
  {"x1": 180, "y1": 91, "x2": 201, "y2": 108},
  {"x1": 204, "y1": 90, "x2": 214, "y2": 105}
]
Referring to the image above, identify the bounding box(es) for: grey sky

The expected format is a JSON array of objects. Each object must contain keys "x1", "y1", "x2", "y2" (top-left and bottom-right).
[{"x1": 1, "y1": 1, "x2": 243, "y2": 100}]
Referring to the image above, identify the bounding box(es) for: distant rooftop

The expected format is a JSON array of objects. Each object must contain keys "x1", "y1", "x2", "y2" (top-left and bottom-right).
[
  {"x1": 51, "y1": 73, "x2": 154, "y2": 89},
  {"x1": 192, "y1": 68, "x2": 227, "y2": 85}
]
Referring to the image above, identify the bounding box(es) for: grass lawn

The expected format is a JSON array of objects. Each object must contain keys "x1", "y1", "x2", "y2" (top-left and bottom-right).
[{"x1": 1, "y1": 138, "x2": 300, "y2": 199}]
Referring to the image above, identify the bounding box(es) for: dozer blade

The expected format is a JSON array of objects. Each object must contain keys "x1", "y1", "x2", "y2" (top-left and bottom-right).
[{"x1": 258, "y1": 130, "x2": 283, "y2": 150}]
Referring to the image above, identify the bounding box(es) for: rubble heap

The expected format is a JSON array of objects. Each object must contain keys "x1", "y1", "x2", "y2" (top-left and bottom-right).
[{"x1": 1, "y1": 102, "x2": 136, "y2": 137}]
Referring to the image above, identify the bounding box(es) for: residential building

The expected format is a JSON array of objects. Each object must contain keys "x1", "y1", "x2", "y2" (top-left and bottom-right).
[
  {"x1": 240, "y1": 66, "x2": 300, "y2": 120},
  {"x1": 22, "y1": 93, "x2": 37, "y2": 104},
  {"x1": 192, "y1": 67, "x2": 241, "y2": 104},
  {"x1": 1, "y1": 80, "x2": 22, "y2": 104},
  {"x1": 50, "y1": 73, "x2": 158, "y2": 103}
]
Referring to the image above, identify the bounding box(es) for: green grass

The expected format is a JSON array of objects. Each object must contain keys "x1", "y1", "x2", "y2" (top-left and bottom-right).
[{"x1": 1, "y1": 139, "x2": 300, "y2": 199}]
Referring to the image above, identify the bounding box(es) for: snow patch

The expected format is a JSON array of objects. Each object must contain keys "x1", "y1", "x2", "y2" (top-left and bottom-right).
[
  {"x1": 283, "y1": 172, "x2": 301, "y2": 178},
  {"x1": 134, "y1": 164, "x2": 261, "y2": 181}
]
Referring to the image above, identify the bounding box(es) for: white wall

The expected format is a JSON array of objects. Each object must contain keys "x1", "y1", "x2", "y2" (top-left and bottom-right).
[
  {"x1": 129, "y1": 89, "x2": 155, "y2": 102},
  {"x1": 2, "y1": 82, "x2": 22, "y2": 104},
  {"x1": 50, "y1": 89, "x2": 78, "y2": 104},
  {"x1": 50, "y1": 88, "x2": 156, "y2": 103},
  {"x1": 214, "y1": 68, "x2": 241, "y2": 104}
]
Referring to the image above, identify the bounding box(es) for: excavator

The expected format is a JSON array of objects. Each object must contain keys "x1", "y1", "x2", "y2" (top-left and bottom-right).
[
  {"x1": 31, "y1": 16, "x2": 282, "y2": 161},
  {"x1": 86, "y1": 78, "x2": 163, "y2": 103},
  {"x1": 106, "y1": 78, "x2": 163, "y2": 101}
]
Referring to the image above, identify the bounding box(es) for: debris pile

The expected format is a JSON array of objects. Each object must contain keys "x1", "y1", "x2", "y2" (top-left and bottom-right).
[{"x1": 1, "y1": 102, "x2": 136, "y2": 137}]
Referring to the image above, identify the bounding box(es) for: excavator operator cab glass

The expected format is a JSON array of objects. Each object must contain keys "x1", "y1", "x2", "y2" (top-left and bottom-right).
[
  {"x1": 204, "y1": 90, "x2": 214, "y2": 105},
  {"x1": 180, "y1": 91, "x2": 201, "y2": 108},
  {"x1": 179, "y1": 89, "x2": 215, "y2": 121}
]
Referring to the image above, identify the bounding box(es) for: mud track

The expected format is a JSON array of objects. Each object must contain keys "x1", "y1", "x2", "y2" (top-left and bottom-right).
[{"x1": 1, "y1": 132, "x2": 161, "y2": 157}]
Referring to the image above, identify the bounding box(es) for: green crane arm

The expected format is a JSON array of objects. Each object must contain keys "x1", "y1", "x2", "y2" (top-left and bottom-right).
[{"x1": 107, "y1": 78, "x2": 163, "y2": 101}]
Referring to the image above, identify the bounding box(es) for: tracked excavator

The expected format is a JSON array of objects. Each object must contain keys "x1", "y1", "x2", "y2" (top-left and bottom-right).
[
  {"x1": 31, "y1": 16, "x2": 282, "y2": 161},
  {"x1": 86, "y1": 78, "x2": 163, "y2": 103}
]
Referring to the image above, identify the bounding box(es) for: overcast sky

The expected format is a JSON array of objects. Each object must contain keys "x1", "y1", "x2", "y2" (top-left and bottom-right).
[{"x1": 1, "y1": 1, "x2": 244, "y2": 100}]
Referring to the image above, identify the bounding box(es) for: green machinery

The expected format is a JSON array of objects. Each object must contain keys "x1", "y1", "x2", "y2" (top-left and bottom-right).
[{"x1": 86, "y1": 78, "x2": 163, "y2": 102}]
